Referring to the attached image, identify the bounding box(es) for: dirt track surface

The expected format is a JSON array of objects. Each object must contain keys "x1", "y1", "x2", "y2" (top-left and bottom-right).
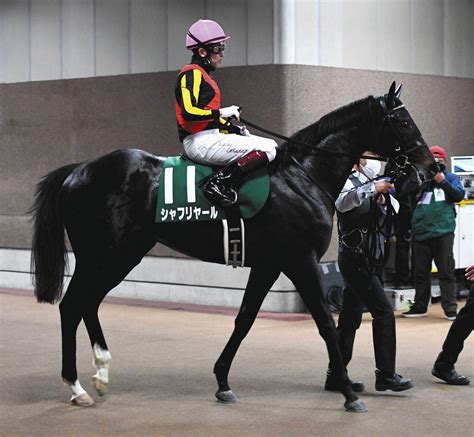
[{"x1": 1, "y1": 289, "x2": 473, "y2": 436}]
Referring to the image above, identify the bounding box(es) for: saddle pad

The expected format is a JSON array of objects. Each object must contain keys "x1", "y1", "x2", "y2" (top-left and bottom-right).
[{"x1": 155, "y1": 156, "x2": 270, "y2": 223}]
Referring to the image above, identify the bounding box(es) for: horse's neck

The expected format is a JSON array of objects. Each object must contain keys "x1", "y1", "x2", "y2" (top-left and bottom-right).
[{"x1": 305, "y1": 130, "x2": 363, "y2": 201}]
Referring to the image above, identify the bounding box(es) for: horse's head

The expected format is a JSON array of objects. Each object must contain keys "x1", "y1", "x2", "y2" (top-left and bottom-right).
[{"x1": 368, "y1": 82, "x2": 438, "y2": 190}]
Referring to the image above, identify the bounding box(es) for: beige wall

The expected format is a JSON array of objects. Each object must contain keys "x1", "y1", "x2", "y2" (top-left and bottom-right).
[
  {"x1": 2, "y1": 0, "x2": 472, "y2": 83},
  {"x1": 1, "y1": 65, "x2": 473, "y2": 261}
]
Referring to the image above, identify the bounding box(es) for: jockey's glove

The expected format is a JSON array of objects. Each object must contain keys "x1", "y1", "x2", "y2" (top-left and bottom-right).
[
  {"x1": 239, "y1": 126, "x2": 250, "y2": 136},
  {"x1": 220, "y1": 105, "x2": 241, "y2": 119}
]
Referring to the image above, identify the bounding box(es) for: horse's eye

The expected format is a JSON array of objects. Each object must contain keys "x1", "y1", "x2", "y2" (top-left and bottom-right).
[{"x1": 400, "y1": 120, "x2": 410, "y2": 128}]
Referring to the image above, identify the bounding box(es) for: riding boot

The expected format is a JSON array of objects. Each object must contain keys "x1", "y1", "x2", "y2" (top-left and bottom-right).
[{"x1": 200, "y1": 150, "x2": 269, "y2": 207}]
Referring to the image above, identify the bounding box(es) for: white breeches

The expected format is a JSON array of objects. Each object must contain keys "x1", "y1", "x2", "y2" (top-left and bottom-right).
[{"x1": 183, "y1": 129, "x2": 278, "y2": 166}]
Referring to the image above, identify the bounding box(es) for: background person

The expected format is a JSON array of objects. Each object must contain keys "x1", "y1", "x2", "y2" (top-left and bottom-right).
[
  {"x1": 326, "y1": 153, "x2": 414, "y2": 393},
  {"x1": 175, "y1": 19, "x2": 278, "y2": 207},
  {"x1": 402, "y1": 146, "x2": 465, "y2": 320}
]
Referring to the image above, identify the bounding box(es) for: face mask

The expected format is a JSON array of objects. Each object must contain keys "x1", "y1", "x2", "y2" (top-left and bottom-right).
[{"x1": 362, "y1": 159, "x2": 381, "y2": 179}]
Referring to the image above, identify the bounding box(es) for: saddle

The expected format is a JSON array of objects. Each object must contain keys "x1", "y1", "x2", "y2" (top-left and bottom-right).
[
  {"x1": 155, "y1": 156, "x2": 269, "y2": 224},
  {"x1": 155, "y1": 156, "x2": 270, "y2": 267}
]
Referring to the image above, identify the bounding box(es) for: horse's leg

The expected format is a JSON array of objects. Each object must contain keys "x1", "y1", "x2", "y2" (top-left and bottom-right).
[
  {"x1": 80, "y1": 248, "x2": 154, "y2": 398},
  {"x1": 59, "y1": 270, "x2": 95, "y2": 406},
  {"x1": 283, "y1": 254, "x2": 367, "y2": 413},
  {"x1": 60, "y1": 241, "x2": 152, "y2": 406},
  {"x1": 214, "y1": 264, "x2": 281, "y2": 403},
  {"x1": 82, "y1": 294, "x2": 111, "y2": 397}
]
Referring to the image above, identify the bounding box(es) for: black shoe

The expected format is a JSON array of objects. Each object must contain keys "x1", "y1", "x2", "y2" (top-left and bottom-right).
[
  {"x1": 324, "y1": 369, "x2": 365, "y2": 393},
  {"x1": 432, "y1": 367, "x2": 470, "y2": 385},
  {"x1": 375, "y1": 370, "x2": 414, "y2": 392},
  {"x1": 445, "y1": 312, "x2": 457, "y2": 321},
  {"x1": 401, "y1": 307, "x2": 427, "y2": 318},
  {"x1": 200, "y1": 173, "x2": 238, "y2": 207}
]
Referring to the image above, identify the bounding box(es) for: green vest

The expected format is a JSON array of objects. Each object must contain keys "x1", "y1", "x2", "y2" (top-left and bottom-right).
[{"x1": 411, "y1": 188, "x2": 456, "y2": 241}]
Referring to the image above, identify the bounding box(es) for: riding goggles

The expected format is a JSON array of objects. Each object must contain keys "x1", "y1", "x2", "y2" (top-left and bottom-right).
[{"x1": 207, "y1": 42, "x2": 226, "y2": 54}]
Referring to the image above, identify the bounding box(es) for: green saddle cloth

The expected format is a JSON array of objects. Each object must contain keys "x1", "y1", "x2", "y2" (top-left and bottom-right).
[{"x1": 155, "y1": 156, "x2": 270, "y2": 223}]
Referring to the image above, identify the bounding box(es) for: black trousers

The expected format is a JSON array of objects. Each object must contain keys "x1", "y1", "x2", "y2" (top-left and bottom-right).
[
  {"x1": 412, "y1": 233, "x2": 457, "y2": 314},
  {"x1": 335, "y1": 249, "x2": 396, "y2": 375},
  {"x1": 434, "y1": 285, "x2": 474, "y2": 371}
]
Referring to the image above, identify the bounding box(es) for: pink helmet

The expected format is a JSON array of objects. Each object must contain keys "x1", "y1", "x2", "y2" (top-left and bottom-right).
[{"x1": 186, "y1": 19, "x2": 230, "y2": 50}]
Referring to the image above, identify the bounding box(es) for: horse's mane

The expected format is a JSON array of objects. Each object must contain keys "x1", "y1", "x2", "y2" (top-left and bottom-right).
[{"x1": 276, "y1": 96, "x2": 381, "y2": 165}]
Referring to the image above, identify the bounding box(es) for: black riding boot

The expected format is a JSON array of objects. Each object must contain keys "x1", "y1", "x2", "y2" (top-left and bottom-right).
[{"x1": 200, "y1": 150, "x2": 269, "y2": 207}]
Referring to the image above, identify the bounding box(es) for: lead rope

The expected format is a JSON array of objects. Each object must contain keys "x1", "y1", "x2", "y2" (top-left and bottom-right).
[{"x1": 364, "y1": 193, "x2": 397, "y2": 274}]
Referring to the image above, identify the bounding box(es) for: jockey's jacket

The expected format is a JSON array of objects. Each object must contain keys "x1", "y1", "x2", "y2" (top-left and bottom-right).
[{"x1": 175, "y1": 57, "x2": 239, "y2": 142}]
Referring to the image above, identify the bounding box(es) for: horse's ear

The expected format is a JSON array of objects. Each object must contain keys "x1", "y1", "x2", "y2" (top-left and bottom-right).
[
  {"x1": 377, "y1": 96, "x2": 388, "y2": 115},
  {"x1": 395, "y1": 83, "x2": 403, "y2": 99},
  {"x1": 386, "y1": 81, "x2": 396, "y2": 109}
]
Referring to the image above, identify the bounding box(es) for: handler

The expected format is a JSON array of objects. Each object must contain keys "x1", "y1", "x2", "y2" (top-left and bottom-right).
[
  {"x1": 432, "y1": 264, "x2": 473, "y2": 385},
  {"x1": 175, "y1": 19, "x2": 278, "y2": 207},
  {"x1": 326, "y1": 152, "x2": 414, "y2": 393}
]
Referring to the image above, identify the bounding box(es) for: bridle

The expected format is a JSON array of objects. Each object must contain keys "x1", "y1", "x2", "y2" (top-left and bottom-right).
[{"x1": 374, "y1": 104, "x2": 430, "y2": 185}]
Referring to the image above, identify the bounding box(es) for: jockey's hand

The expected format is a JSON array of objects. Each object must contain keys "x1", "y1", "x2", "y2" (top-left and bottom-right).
[
  {"x1": 239, "y1": 125, "x2": 250, "y2": 136},
  {"x1": 374, "y1": 180, "x2": 393, "y2": 194},
  {"x1": 220, "y1": 105, "x2": 241, "y2": 119}
]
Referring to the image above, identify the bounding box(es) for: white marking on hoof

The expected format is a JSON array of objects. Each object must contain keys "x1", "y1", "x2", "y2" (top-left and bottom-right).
[
  {"x1": 63, "y1": 378, "x2": 93, "y2": 406},
  {"x1": 215, "y1": 390, "x2": 238, "y2": 403},
  {"x1": 92, "y1": 343, "x2": 112, "y2": 369},
  {"x1": 92, "y1": 343, "x2": 111, "y2": 396},
  {"x1": 92, "y1": 375, "x2": 108, "y2": 396},
  {"x1": 71, "y1": 392, "x2": 95, "y2": 407}
]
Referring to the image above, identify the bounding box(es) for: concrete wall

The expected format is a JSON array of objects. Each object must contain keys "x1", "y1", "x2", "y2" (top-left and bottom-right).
[
  {"x1": 1, "y1": 0, "x2": 473, "y2": 83},
  {"x1": 1, "y1": 65, "x2": 473, "y2": 262}
]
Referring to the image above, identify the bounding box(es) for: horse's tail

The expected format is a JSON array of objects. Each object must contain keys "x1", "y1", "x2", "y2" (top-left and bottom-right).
[{"x1": 30, "y1": 163, "x2": 79, "y2": 304}]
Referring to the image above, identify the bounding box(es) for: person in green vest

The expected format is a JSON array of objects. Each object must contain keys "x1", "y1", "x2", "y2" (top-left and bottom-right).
[{"x1": 402, "y1": 146, "x2": 465, "y2": 320}]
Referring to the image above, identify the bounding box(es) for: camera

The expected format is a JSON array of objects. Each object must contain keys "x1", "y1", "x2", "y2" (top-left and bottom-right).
[{"x1": 434, "y1": 159, "x2": 446, "y2": 172}]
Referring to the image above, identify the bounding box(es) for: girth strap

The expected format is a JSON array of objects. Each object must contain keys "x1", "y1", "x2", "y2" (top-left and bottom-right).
[{"x1": 222, "y1": 205, "x2": 245, "y2": 268}]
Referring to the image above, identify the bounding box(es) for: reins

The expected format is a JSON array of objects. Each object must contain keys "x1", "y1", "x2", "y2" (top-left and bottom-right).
[
  {"x1": 239, "y1": 116, "x2": 387, "y2": 162},
  {"x1": 365, "y1": 193, "x2": 397, "y2": 273}
]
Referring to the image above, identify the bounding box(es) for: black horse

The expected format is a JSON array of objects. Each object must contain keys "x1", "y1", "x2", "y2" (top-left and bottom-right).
[{"x1": 31, "y1": 82, "x2": 435, "y2": 412}]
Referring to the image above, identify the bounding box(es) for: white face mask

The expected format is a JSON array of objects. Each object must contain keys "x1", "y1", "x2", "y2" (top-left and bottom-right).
[{"x1": 362, "y1": 159, "x2": 381, "y2": 179}]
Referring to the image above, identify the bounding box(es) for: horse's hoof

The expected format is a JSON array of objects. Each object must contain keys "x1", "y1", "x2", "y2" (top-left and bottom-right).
[
  {"x1": 92, "y1": 376, "x2": 108, "y2": 396},
  {"x1": 215, "y1": 390, "x2": 238, "y2": 403},
  {"x1": 71, "y1": 393, "x2": 95, "y2": 407},
  {"x1": 344, "y1": 399, "x2": 368, "y2": 413}
]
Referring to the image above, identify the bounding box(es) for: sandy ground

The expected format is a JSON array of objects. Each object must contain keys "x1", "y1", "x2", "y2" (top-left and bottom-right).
[{"x1": 1, "y1": 289, "x2": 473, "y2": 437}]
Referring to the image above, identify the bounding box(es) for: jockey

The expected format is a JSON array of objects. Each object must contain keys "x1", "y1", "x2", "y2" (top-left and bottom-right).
[{"x1": 175, "y1": 19, "x2": 278, "y2": 207}]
